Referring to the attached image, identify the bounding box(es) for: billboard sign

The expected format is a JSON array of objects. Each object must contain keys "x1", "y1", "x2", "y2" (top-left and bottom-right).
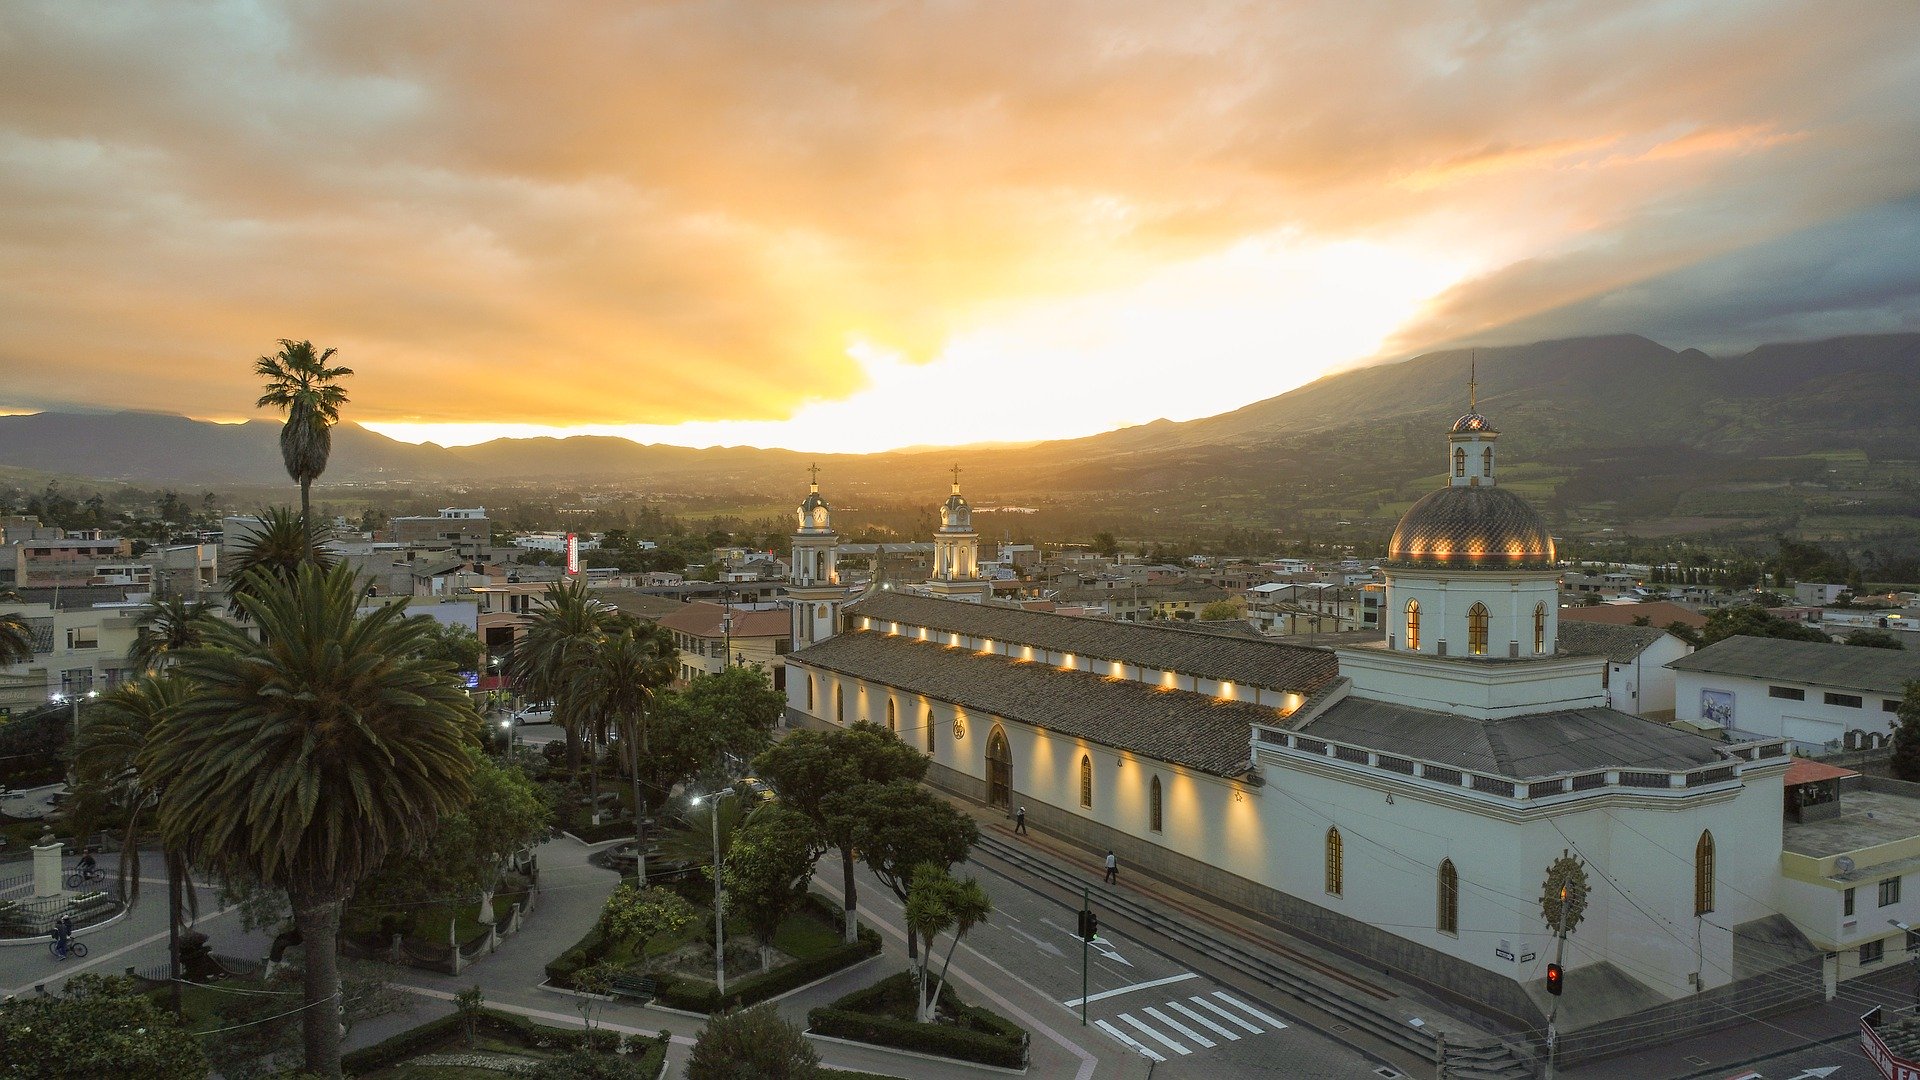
[
  {"x1": 1863, "y1": 1007, "x2": 1920, "y2": 1080},
  {"x1": 566, "y1": 533, "x2": 579, "y2": 576}
]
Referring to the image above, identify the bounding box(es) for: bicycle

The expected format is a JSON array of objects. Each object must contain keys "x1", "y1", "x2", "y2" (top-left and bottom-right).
[
  {"x1": 63, "y1": 865, "x2": 105, "y2": 889},
  {"x1": 49, "y1": 938, "x2": 88, "y2": 960}
]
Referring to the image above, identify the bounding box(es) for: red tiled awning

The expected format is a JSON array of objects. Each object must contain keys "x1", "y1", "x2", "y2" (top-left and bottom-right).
[{"x1": 1785, "y1": 758, "x2": 1859, "y2": 787}]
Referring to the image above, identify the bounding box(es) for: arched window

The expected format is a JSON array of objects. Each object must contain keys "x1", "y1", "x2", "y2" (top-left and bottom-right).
[
  {"x1": 1405, "y1": 600, "x2": 1421, "y2": 650},
  {"x1": 806, "y1": 677, "x2": 814, "y2": 711},
  {"x1": 925, "y1": 708, "x2": 936, "y2": 754},
  {"x1": 1533, "y1": 603, "x2": 1547, "y2": 654},
  {"x1": 1482, "y1": 447, "x2": 1493, "y2": 477},
  {"x1": 1079, "y1": 754, "x2": 1093, "y2": 809},
  {"x1": 1438, "y1": 859, "x2": 1459, "y2": 934},
  {"x1": 1453, "y1": 447, "x2": 1466, "y2": 477},
  {"x1": 835, "y1": 684, "x2": 844, "y2": 724},
  {"x1": 1326, "y1": 828, "x2": 1344, "y2": 896},
  {"x1": 887, "y1": 698, "x2": 897, "y2": 734},
  {"x1": 1467, "y1": 603, "x2": 1490, "y2": 656},
  {"x1": 1695, "y1": 831, "x2": 1716, "y2": 916},
  {"x1": 1149, "y1": 776, "x2": 1163, "y2": 833}
]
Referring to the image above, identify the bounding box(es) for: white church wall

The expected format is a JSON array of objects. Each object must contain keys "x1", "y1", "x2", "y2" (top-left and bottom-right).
[
  {"x1": 1386, "y1": 571, "x2": 1559, "y2": 659},
  {"x1": 1338, "y1": 648, "x2": 1606, "y2": 720}
]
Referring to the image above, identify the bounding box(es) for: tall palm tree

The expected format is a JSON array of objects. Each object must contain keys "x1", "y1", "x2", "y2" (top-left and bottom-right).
[
  {"x1": 505, "y1": 578, "x2": 612, "y2": 775},
  {"x1": 254, "y1": 340, "x2": 352, "y2": 558},
  {"x1": 71, "y1": 675, "x2": 199, "y2": 1008},
  {"x1": 142, "y1": 562, "x2": 476, "y2": 1077},
  {"x1": 568, "y1": 624, "x2": 677, "y2": 880},
  {"x1": 0, "y1": 611, "x2": 31, "y2": 667},
  {"x1": 128, "y1": 596, "x2": 217, "y2": 672},
  {"x1": 226, "y1": 508, "x2": 333, "y2": 618}
]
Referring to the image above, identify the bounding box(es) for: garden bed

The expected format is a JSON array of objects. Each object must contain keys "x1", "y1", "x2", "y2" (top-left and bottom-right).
[
  {"x1": 807, "y1": 971, "x2": 1029, "y2": 1070},
  {"x1": 546, "y1": 892, "x2": 880, "y2": 1013},
  {"x1": 343, "y1": 1006, "x2": 669, "y2": 1077}
]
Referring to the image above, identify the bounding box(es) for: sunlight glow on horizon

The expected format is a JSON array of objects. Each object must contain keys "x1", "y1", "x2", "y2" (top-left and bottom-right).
[{"x1": 364, "y1": 231, "x2": 1480, "y2": 455}]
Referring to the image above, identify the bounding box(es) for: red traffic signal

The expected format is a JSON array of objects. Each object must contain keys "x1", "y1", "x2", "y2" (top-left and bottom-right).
[{"x1": 1546, "y1": 963, "x2": 1564, "y2": 996}]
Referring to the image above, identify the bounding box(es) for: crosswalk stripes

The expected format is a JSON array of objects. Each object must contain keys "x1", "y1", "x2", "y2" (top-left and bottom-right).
[
  {"x1": 1211, "y1": 991, "x2": 1288, "y2": 1030},
  {"x1": 1145, "y1": 1006, "x2": 1216, "y2": 1048},
  {"x1": 1095, "y1": 1019, "x2": 1166, "y2": 1063},
  {"x1": 1092, "y1": 989, "x2": 1290, "y2": 1061},
  {"x1": 1167, "y1": 999, "x2": 1240, "y2": 1040},
  {"x1": 1121, "y1": 1011, "x2": 1190, "y2": 1055}
]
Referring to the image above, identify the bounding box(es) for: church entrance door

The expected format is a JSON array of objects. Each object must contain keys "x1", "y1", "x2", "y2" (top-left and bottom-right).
[{"x1": 986, "y1": 726, "x2": 1012, "y2": 809}]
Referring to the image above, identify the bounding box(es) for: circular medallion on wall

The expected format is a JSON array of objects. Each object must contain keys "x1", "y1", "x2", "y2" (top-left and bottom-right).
[
  {"x1": 953, "y1": 718, "x2": 966, "y2": 739},
  {"x1": 1540, "y1": 850, "x2": 1591, "y2": 934}
]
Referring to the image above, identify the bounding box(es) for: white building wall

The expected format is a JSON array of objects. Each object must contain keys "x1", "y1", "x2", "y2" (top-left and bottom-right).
[
  {"x1": 1673, "y1": 670, "x2": 1901, "y2": 750},
  {"x1": 1603, "y1": 634, "x2": 1691, "y2": 716}
]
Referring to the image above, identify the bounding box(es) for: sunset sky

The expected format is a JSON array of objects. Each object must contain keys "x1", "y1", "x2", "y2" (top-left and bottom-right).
[{"x1": 2, "y1": 2, "x2": 1918, "y2": 453}]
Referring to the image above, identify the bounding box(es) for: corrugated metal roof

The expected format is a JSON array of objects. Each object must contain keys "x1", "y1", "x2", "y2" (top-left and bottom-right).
[
  {"x1": 848, "y1": 591, "x2": 1335, "y2": 695},
  {"x1": 790, "y1": 629, "x2": 1277, "y2": 776},
  {"x1": 1669, "y1": 635, "x2": 1920, "y2": 696}
]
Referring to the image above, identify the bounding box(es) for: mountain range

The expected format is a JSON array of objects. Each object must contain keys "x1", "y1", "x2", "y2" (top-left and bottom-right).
[{"x1": 6, "y1": 331, "x2": 1920, "y2": 534}]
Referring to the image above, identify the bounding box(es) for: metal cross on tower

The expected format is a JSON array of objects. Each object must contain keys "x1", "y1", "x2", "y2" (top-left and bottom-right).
[
  {"x1": 951, "y1": 463, "x2": 962, "y2": 490},
  {"x1": 1468, "y1": 350, "x2": 1478, "y2": 412},
  {"x1": 807, "y1": 462, "x2": 821, "y2": 488}
]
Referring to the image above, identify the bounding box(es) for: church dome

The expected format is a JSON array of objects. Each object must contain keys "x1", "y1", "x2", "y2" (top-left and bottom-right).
[
  {"x1": 1388, "y1": 486, "x2": 1555, "y2": 569},
  {"x1": 940, "y1": 491, "x2": 972, "y2": 531},
  {"x1": 797, "y1": 486, "x2": 831, "y2": 531},
  {"x1": 1451, "y1": 413, "x2": 1495, "y2": 433}
]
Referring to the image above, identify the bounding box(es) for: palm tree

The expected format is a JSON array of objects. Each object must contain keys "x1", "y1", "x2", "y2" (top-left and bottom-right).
[
  {"x1": 505, "y1": 579, "x2": 613, "y2": 775},
  {"x1": 226, "y1": 508, "x2": 333, "y2": 617},
  {"x1": 254, "y1": 340, "x2": 352, "y2": 558},
  {"x1": 128, "y1": 596, "x2": 216, "y2": 672},
  {"x1": 142, "y1": 562, "x2": 476, "y2": 1077},
  {"x1": 0, "y1": 611, "x2": 31, "y2": 668},
  {"x1": 71, "y1": 675, "x2": 199, "y2": 1009},
  {"x1": 568, "y1": 624, "x2": 677, "y2": 880}
]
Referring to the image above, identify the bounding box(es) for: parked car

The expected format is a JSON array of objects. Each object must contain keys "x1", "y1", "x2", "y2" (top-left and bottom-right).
[{"x1": 513, "y1": 703, "x2": 555, "y2": 726}]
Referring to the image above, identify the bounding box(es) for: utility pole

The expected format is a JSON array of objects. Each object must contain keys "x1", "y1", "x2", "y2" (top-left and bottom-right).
[
  {"x1": 1545, "y1": 885, "x2": 1568, "y2": 1080},
  {"x1": 1082, "y1": 886, "x2": 1091, "y2": 1026}
]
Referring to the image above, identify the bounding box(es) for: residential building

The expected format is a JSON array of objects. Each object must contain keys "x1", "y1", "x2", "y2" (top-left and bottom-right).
[
  {"x1": 12, "y1": 534, "x2": 135, "y2": 587},
  {"x1": 0, "y1": 589, "x2": 149, "y2": 712},
  {"x1": 658, "y1": 602, "x2": 791, "y2": 687},
  {"x1": 1775, "y1": 760, "x2": 1920, "y2": 994},
  {"x1": 1556, "y1": 622, "x2": 1692, "y2": 717},
  {"x1": 1669, "y1": 636, "x2": 1920, "y2": 751},
  {"x1": 390, "y1": 507, "x2": 492, "y2": 563},
  {"x1": 1560, "y1": 600, "x2": 1707, "y2": 631}
]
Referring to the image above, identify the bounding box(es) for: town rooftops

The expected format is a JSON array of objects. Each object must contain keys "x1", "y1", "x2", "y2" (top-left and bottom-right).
[
  {"x1": 1556, "y1": 622, "x2": 1673, "y2": 664},
  {"x1": 1783, "y1": 788, "x2": 1920, "y2": 860},
  {"x1": 1560, "y1": 600, "x2": 1707, "y2": 630},
  {"x1": 1784, "y1": 758, "x2": 1859, "y2": 787},
  {"x1": 1296, "y1": 697, "x2": 1729, "y2": 779},
  {"x1": 790, "y1": 629, "x2": 1277, "y2": 776},
  {"x1": 657, "y1": 602, "x2": 789, "y2": 640},
  {"x1": 848, "y1": 590, "x2": 1336, "y2": 695},
  {"x1": 1669, "y1": 635, "x2": 1920, "y2": 696}
]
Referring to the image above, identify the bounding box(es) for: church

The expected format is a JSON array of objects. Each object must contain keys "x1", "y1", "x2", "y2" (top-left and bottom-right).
[{"x1": 782, "y1": 402, "x2": 1812, "y2": 1056}]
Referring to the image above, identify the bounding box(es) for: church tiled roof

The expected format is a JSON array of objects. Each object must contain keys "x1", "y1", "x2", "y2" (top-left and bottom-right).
[
  {"x1": 790, "y1": 629, "x2": 1281, "y2": 776},
  {"x1": 1386, "y1": 486, "x2": 1556, "y2": 570},
  {"x1": 1297, "y1": 697, "x2": 1728, "y2": 779},
  {"x1": 1556, "y1": 622, "x2": 1673, "y2": 664},
  {"x1": 848, "y1": 591, "x2": 1336, "y2": 694}
]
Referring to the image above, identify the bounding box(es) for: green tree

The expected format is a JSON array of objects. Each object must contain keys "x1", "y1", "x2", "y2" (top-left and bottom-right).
[
  {"x1": 69, "y1": 675, "x2": 199, "y2": 1005},
  {"x1": 0, "y1": 606, "x2": 35, "y2": 667},
  {"x1": 254, "y1": 339, "x2": 353, "y2": 557},
  {"x1": 722, "y1": 805, "x2": 825, "y2": 970},
  {"x1": 454, "y1": 986, "x2": 486, "y2": 1049},
  {"x1": 1665, "y1": 621, "x2": 1704, "y2": 649},
  {"x1": 0, "y1": 974, "x2": 206, "y2": 1079},
  {"x1": 1846, "y1": 629, "x2": 1905, "y2": 650},
  {"x1": 684, "y1": 1005, "x2": 820, "y2": 1080},
  {"x1": 650, "y1": 665, "x2": 787, "y2": 797},
  {"x1": 227, "y1": 508, "x2": 334, "y2": 618},
  {"x1": 1701, "y1": 604, "x2": 1833, "y2": 646},
  {"x1": 754, "y1": 723, "x2": 928, "y2": 943},
  {"x1": 507, "y1": 578, "x2": 614, "y2": 775},
  {"x1": 412, "y1": 617, "x2": 484, "y2": 674},
  {"x1": 597, "y1": 883, "x2": 696, "y2": 958},
  {"x1": 1092, "y1": 532, "x2": 1119, "y2": 558},
  {"x1": 128, "y1": 596, "x2": 217, "y2": 672},
  {"x1": 142, "y1": 561, "x2": 476, "y2": 1077},
  {"x1": 568, "y1": 623, "x2": 677, "y2": 880},
  {"x1": 903, "y1": 863, "x2": 993, "y2": 1023},
  {"x1": 836, "y1": 780, "x2": 979, "y2": 960},
  {"x1": 1198, "y1": 599, "x2": 1244, "y2": 621},
  {"x1": 1892, "y1": 680, "x2": 1920, "y2": 782}
]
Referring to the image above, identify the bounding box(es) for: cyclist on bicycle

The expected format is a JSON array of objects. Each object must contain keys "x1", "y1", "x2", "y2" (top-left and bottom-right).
[
  {"x1": 52, "y1": 914, "x2": 73, "y2": 957},
  {"x1": 76, "y1": 850, "x2": 97, "y2": 875}
]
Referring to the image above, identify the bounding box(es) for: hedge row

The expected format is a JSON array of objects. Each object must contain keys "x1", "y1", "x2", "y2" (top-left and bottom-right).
[
  {"x1": 545, "y1": 925, "x2": 607, "y2": 986},
  {"x1": 652, "y1": 923, "x2": 881, "y2": 1013},
  {"x1": 342, "y1": 1007, "x2": 669, "y2": 1075},
  {"x1": 566, "y1": 818, "x2": 639, "y2": 845},
  {"x1": 806, "y1": 972, "x2": 1029, "y2": 1070}
]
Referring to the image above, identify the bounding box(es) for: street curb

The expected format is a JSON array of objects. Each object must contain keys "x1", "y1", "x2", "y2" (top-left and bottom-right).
[{"x1": 804, "y1": 1031, "x2": 1029, "y2": 1075}]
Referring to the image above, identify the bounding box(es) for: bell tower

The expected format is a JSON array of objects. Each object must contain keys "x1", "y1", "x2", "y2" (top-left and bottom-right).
[
  {"x1": 789, "y1": 465, "x2": 847, "y2": 646},
  {"x1": 927, "y1": 465, "x2": 990, "y2": 602},
  {"x1": 1447, "y1": 356, "x2": 1499, "y2": 488}
]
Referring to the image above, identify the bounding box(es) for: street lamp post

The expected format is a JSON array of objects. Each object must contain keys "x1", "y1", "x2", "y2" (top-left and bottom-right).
[
  {"x1": 52, "y1": 689, "x2": 98, "y2": 784},
  {"x1": 694, "y1": 789, "x2": 738, "y2": 997}
]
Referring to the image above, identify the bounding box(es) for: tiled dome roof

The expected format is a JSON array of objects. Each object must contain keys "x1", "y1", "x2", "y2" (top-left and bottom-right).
[
  {"x1": 1451, "y1": 413, "x2": 1495, "y2": 433},
  {"x1": 1388, "y1": 486, "x2": 1555, "y2": 569}
]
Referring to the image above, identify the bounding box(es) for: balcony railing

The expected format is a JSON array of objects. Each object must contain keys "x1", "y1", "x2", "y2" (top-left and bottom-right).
[{"x1": 1253, "y1": 726, "x2": 1785, "y2": 805}]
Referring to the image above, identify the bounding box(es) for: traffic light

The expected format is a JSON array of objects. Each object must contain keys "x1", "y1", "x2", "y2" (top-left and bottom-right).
[
  {"x1": 1546, "y1": 963, "x2": 1563, "y2": 996},
  {"x1": 1077, "y1": 909, "x2": 1099, "y2": 941}
]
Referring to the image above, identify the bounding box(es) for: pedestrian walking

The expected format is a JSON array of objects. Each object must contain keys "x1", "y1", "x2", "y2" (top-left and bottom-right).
[
  {"x1": 1104, "y1": 850, "x2": 1118, "y2": 885},
  {"x1": 1014, "y1": 806, "x2": 1028, "y2": 835}
]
